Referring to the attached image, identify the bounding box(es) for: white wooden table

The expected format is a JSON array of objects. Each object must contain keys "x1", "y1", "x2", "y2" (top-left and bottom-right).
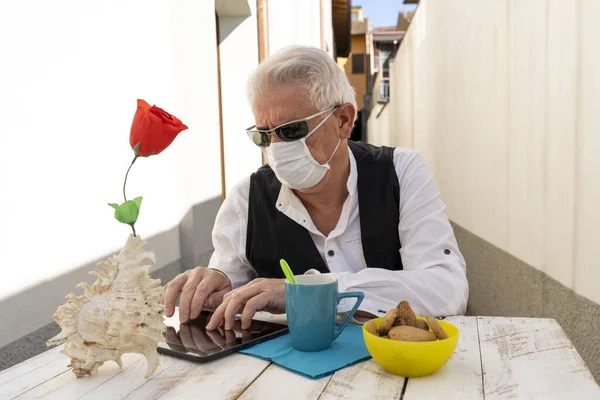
[{"x1": 1, "y1": 314, "x2": 598, "y2": 400}]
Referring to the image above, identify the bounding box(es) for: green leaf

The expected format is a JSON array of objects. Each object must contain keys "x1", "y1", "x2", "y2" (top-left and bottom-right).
[
  {"x1": 133, "y1": 196, "x2": 143, "y2": 210},
  {"x1": 113, "y1": 200, "x2": 140, "y2": 225},
  {"x1": 133, "y1": 142, "x2": 141, "y2": 157},
  {"x1": 108, "y1": 203, "x2": 119, "y2": 210}
]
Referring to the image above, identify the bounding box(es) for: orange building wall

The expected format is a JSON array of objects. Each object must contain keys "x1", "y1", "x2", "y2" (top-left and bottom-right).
[{"x1": 338, "y1": 34, "x2": 367, "y2": 109}]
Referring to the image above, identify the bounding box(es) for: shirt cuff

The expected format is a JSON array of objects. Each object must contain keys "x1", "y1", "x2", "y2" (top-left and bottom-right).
[{"x1": 207, "y1": 266, "x2": 253, "y2": 289}]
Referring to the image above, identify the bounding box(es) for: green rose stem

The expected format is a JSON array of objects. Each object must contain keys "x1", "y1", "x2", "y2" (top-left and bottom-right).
[
  {"x1": 122, "y1": 155, "x2": 139, "y2": 236},
  {"x1": 109, "y1": 144, "x2": 144, "y2": 236}
]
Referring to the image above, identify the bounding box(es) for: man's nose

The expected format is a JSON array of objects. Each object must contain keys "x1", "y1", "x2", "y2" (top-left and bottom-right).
[{"x1": 270, "y1": 131, "x2": 282, "y2": 144}]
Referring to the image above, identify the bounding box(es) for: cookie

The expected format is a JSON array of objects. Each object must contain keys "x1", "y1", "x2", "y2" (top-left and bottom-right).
[
  {"x1": 378, "y1": 308, "x2": 400, "y2": 335},
  {"x1": 365, "y1": 320, "x2": 379, "y2": 336},
  {"x1": 396, "y1": 301, "x2": 417, "y2": 326},
  {"x1": 413, "y1": 319, "x2": 430, "y2": 331},
  {"x1": 426, "y1": 316, "x2": 448, "y2": 340},
  {"x1": 388, "y1": 325, "x2": 437, "y2": 342}
]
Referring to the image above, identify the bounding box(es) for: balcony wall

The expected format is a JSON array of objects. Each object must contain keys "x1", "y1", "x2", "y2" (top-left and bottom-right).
[{"x1": 366, "y1": 0, "x2": 600, "y2": 382}]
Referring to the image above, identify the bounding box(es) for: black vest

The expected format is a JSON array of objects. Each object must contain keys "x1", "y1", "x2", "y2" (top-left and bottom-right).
[{"x1": 245, "y1": 140, "x2": 402, "y2": 277}]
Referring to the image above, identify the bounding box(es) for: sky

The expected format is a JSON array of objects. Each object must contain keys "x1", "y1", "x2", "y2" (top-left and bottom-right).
[{"x1": 351, "y1": 0, "x2": 417, "y2": 28}]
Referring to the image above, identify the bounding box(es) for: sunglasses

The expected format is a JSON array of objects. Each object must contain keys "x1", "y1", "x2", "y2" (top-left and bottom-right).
[{"x1": 246, "y1": 106, "x2": 339, "y2": 148}]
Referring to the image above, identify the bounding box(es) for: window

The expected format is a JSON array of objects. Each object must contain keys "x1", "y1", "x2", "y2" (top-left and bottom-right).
[
  {"x1": 380, "y1": 77, "x2": 390, "y2": 102},
  {"x1": 352, "y1": 53, "x2": 365, "y2": 74},
  {"x1": 351, "y1": 12, "x2": 358, "y2": 22}
]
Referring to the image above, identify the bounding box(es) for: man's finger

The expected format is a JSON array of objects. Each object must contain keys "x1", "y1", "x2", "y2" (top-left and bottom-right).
[
  {"x1": 190, "y1": 323, "x2": 220, "y2": 353},
  {"x1": 205, "y1": 287, "x2": 231, "y2": 310},
  {"x1": 179, "y1": 324, "x2": 203, "y2": 355},
  {"x1": 241, "y1": 329, "x2": 253, "y2": 344},
  {"x1": 163, "y1": 327, "x2": 180, "y2": 345},
  {"x1": 189, "y1": 277, "x2": 220, "y2": 320},
  {"x1": 178, "y1": 270, "x2": 204, "y2": 323},
  {"x1": 240, "y1": 292, "x2": 271, "y2": 329},
  {"x1": 163, "y1": 327, "x2": 187, "y2": 353},
  {"x1": 206, "y1": 297, "x2": 230, "y2": 331},
  {"x1": 222, "y1": 298, "x2": 243, "y2": 331},
  {"x1": 205, "y1": 328, "x2": 227, "y2": 349},
  {"x1": 222, "y1": 286, "x2": 262, "y2": 330},
  {"x1": 222, "y1": 279, "x2": 262, "y2": 301},
  {"x1": 223, "y1": 327, "x2": 237, "y2": 345},
  {"x1": 163, "y1": 274, "x2": 187, "y2": 318},
  {"x1": 222, "y1": 286, "x2": 241, "y2": 302},
  {"x1": 232, "y1": 319, "x2": 244, "y2": 332}
]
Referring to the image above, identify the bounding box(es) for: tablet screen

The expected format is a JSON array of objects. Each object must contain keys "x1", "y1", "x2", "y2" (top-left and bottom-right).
[{"x1": 157, "y1": 309, "x2": 288, "y2": 361}]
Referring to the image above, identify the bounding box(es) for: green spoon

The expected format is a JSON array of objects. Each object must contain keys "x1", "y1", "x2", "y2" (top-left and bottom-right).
[{"x1": 280, "y1": 259, "x2": 297, "y2": 283}]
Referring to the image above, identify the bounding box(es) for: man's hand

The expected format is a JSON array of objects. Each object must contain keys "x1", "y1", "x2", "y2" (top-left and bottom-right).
[
  {"x1": 205, "y1": 278, "x2": 285, "y2": 331},
  {"x1": 162, "y1": 267, "x2": 232, "y2": 323}
]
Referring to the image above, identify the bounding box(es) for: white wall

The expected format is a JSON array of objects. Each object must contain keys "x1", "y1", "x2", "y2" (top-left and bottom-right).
[
  {"x1": 0, "y1": 0, "x2": 222, "y2": 300},
  {"x1": 320, "y1": 0, "x2": 335, "y2": 57},
  {"x1": 268, "y1": 0, "x2": 325, "y2": 55},
  {"x1": 366, "y1": 0, "x2": 600, "y2": 305},
  {"x1": 219, "y1": 3, "x2": 263, "y2": 195}
]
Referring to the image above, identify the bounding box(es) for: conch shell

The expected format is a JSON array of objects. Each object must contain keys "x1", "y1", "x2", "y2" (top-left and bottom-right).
[{"x1": 47, "y1": 235, "x2": 166, "y2": 378}]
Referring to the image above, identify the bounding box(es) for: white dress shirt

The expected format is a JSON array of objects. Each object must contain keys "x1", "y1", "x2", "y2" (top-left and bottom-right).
[{"x1": 207, "y1": 144, "x2": 469, "y2": 318}]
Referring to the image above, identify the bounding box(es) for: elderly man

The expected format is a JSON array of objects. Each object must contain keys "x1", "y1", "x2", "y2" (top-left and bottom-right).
[{"x1": 163, "y1": 45, "x2": 469, "y2": 331}]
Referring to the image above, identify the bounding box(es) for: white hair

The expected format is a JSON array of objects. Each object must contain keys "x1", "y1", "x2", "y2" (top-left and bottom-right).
[{"x1": 246, "y1": 45, "x2": 357, "y2": 115}]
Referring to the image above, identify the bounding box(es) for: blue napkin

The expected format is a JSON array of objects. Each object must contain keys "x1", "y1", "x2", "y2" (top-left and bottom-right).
[{"x1": 239, "y1": 324, "x2": 371, "y2": 379}]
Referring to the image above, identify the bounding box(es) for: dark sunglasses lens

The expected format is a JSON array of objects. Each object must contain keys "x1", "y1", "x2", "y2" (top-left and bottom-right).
[
  {"x1": 277, "y1": 122, "x2": 309, "y2": 141},
  {"x1": 248, "y1": 131, "x2": 270, "y2": 147}
]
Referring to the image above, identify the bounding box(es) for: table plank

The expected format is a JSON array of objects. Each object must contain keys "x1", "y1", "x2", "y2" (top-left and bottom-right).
[
  {"x1": 478, "y1": 317, "x2": 600, "y2": 399},
  {"x1": 0, "y1": 346, "x2": 65, "y2": 387},
  {"x1": 0, "y1": 349, "x2": 73, "y2": 400},
  {"x1": 78, "y1": 354, "x2": 180, "y2": 400},
  {"x1": 123, "y1": 353, "x2": 270, "y2": 400},
  {"x1": 319, "y1": 360, "x2": 406, "y2": 400},
  {"x1": 403, "y1": 316, "x2": 483, "y2": 399},
  {"x1": 237, "y1": 363, "x2": 331, "y2": 400},
  {"x1": 13, "y1": 353, "x2": 145, "y2": 400}
]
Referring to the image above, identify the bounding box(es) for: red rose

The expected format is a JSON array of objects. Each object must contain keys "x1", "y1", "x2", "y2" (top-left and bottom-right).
[{"x1": 129, "y1": 99, "x2": 188, "y2": 156}]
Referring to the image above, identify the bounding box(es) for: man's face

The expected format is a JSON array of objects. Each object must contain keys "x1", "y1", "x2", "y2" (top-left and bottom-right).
[{"x1": 251, "y1": 83, "x2": 341, "y2": 165}]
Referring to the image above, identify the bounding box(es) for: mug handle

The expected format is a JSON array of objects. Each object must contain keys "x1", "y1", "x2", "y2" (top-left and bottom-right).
[{"x1": 333, "y1": 291, "x2": 365, "y2": 340}]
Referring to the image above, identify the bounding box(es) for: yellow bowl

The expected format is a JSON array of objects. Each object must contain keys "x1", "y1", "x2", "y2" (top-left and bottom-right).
[{"x1": 362, "y1": 316, "x2": 459, "y2": 378}]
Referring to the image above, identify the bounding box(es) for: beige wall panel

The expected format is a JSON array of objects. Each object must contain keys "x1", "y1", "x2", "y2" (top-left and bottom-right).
[
  {"x1": 394, "y1": 36, "x2": 414, "y2": 149},
  {"x1": 367, "y1": 105, "x2": 393, "y2": 147},
  {"x1": 506, "y1": 0, "x2": 547, "y2": 270},
  {"x1": 419, "y1": 0, "x2": 510, "y2": 248},
  {"x1": 574, "y1": 0, "x2": 600, "y2": 304},
  {"x1": 543, "y1": 0, "x2": 577, "y2": 287}
]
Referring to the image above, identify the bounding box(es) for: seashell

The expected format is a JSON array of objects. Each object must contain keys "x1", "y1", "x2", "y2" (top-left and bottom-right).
[{"x1": 47, "y1": 235, "x2": 166, "y2": 378}]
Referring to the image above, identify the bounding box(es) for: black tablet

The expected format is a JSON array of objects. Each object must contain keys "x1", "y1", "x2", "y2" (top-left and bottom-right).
[{"x1": 157, "y1": 308, "x2": 288, "y2": 362}]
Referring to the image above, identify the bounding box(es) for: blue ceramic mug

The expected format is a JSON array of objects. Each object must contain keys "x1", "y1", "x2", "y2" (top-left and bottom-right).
[{"x1": 285, "y1": 274, "x2": 364, "y2": 352}]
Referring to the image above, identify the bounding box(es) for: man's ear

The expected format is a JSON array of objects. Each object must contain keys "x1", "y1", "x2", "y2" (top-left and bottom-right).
[{"x1": 335, "y1": 103, "x2": 357, "y2": 139}]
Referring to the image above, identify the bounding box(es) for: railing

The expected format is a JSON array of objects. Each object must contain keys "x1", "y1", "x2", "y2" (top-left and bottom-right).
[{"x1": 380, "y1": 77, "x2": 390, "y2": 102}]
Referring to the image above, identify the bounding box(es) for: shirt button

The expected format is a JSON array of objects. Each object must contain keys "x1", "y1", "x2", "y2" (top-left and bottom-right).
[
  {"x1": 328, "y1": 250, "x2": 335, "y2": 257},
  {"x1": 444, "y1": 249, "x2": 451, "y2": 255}
]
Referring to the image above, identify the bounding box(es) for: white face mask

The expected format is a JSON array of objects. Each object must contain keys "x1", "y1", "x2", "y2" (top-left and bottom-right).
[{"x1": 263, "y1": 110, "x2": 341, "y2": 189}]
